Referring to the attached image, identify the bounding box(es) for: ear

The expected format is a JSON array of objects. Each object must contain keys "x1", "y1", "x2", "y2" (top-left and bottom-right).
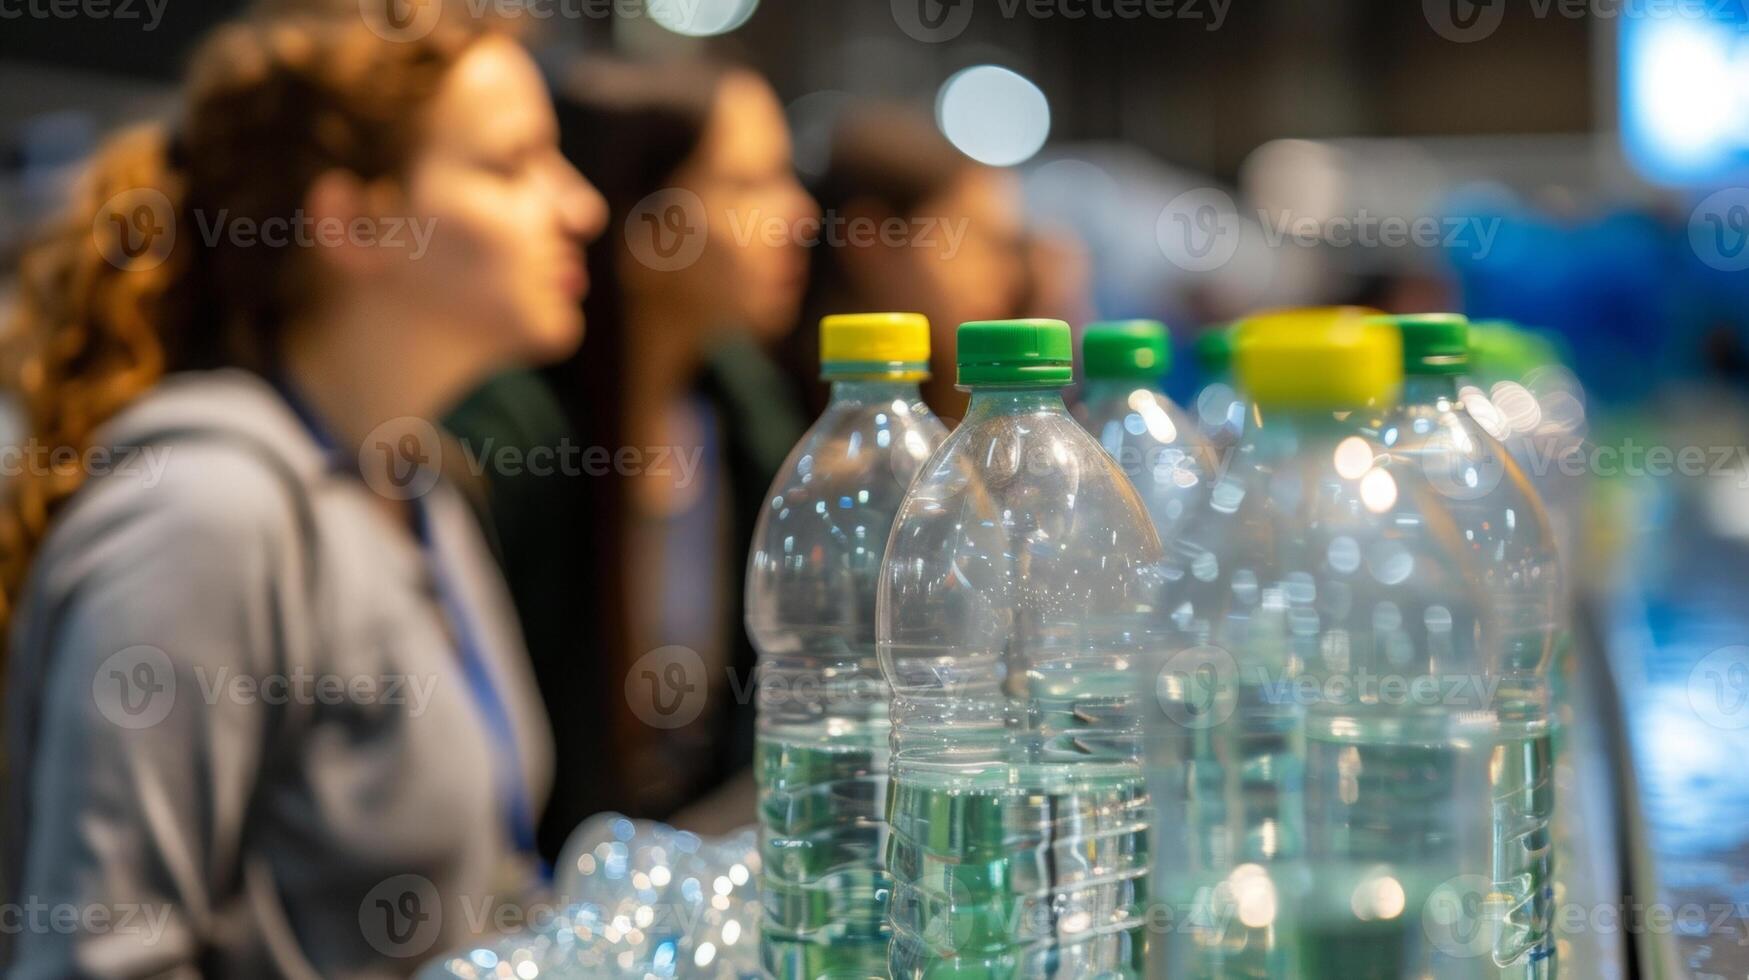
[{"x1": 302, "y1": 170, "x2": 406, "y2": 279}]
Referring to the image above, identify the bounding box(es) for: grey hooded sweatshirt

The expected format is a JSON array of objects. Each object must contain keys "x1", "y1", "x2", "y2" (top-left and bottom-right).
[{"x1": 3, "y1": 369, "x2": 554, "y2": 978}]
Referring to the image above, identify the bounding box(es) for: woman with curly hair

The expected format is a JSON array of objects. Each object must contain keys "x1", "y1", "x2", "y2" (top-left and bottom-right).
[{"x1": 0, "y1": 9, "x2": 604, "y2": 975}]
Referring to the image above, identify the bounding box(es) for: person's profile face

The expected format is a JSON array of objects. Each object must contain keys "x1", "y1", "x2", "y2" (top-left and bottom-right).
[
  {"x1": 397, "y1": 36, "x2": 607, "y2": 365},
  {"x1": 672, "y1": 71, "x2": 818, "y2": 341}
]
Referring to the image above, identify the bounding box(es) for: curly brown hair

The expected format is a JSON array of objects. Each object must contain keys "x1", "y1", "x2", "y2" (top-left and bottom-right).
[{"x1": 0, "y1": 10, "x2": 485, "y2": 634}]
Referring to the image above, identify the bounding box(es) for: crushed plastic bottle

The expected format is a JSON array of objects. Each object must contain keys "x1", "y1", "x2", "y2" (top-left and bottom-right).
[{"x1": 418, "y1": 815, "x2": 763, "y2": 979}]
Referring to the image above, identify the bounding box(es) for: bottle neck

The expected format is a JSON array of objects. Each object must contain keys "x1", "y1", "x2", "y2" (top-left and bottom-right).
[
  {"x1": 1081, "y1": 378, "x2": 1158, "y2": 407},
  {"x1": 1194, "y1": 371, "x2": 1232, "y2": 392},
  {"x1": 1401, "y1": 372, "x2": 1462, "y2": 406},
  {"x1": 963, "y1": 386, "x2": 1068, "y2": 421},
  {"x1": 1248, "y1": 402, "x2": 1380, "y2": 458},
  {"x1": 827, "y1": 378, "x2": 928, "y2": 408}
]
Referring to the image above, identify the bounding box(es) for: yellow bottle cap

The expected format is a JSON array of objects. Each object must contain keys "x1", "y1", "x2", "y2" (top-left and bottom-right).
[
  {"x1": 820, "y1": 312, "x2": 932, "y2": 380},
  {"x1": 1234, "y1": 306, "x2": 1401, "y2": 410}
]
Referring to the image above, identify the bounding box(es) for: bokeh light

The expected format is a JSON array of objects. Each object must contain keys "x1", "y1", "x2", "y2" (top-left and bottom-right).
[
  {"x1": 935, "y1": 65, "x2": 1051, "y2": 167},
  {"x1": 647, "y1": 0, "x2": 759, "y2": 37}
]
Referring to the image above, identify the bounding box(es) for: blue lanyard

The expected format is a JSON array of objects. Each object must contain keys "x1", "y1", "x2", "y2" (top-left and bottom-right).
[
  {"x1": 408, "y1": 500, "x2": 543, "y2": 866},
  {"x1": 271, "y1": 378, "x2": 543, "y2": 869}
]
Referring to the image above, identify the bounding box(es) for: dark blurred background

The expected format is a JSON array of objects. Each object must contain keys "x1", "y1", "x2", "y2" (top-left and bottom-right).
[{"x1": 4, "y1": 0, "x2": 1747, "y2": 402}]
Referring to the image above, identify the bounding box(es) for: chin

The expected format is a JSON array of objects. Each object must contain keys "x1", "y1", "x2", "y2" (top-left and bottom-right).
[
  {"x1": 746, "y1": 301, "x2": 800, "y2": 341},
  {"x1": 519, "y1": 311, "x2": 587, "y2": 365}
]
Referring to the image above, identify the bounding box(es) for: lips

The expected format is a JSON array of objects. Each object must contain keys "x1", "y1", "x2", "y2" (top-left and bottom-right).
[{"x1": 557, "y1": 254, "x2": 588, "y2": 299}]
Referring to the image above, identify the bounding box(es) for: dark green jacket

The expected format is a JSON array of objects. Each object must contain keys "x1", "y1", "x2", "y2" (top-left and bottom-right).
[{"x1": 446, "y1": 338, "x2": 805, "y2": 856}]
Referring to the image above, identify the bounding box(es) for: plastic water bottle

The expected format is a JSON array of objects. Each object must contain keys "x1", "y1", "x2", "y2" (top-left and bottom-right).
[
  {"x1": 1364, "y1": 313, "x2": 1562, "y2": 978},
  {"x1": 1467, "y1": 323, "x2": 1607, "y2": 977},
  {"x1": 879, "y1": 319, "x2": 1160, "y2": 977},
  {"x1": 1075, "y1": 319, "x2": 1213, "y2": 548},
  {"x1": 1464, "y1": 320, "x2": 1587, "y2": 568},
  {"x1": 1191, "y1": 323, "x2": 1246, "y2": 450},
  {"x1": 1146, "y1": 307, "x2": 1395, "y2": 978},
  {"x1": 746, "y1": 313, "x2": 949, "y2": 978}
]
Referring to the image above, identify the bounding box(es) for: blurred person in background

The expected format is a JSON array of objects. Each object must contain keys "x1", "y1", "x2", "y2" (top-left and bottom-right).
[
  {"x1": 797, "y1": 104, "x2": 1027, "y2": 419},
  {"x1": 448, "y1": 58, "x2": 817, "y2": 847},
  {"x1": 0, "y1": 10, "x2": 605, "y2": 976},
  {"x1": 1018, "y1": 226, "x2": 1097, "y2": 327}
]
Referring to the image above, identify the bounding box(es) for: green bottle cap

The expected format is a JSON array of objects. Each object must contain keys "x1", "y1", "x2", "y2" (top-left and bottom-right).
[
  {"x1": 1369, "y1": 313, "x2": 1470, "y2": 375},
  {"x1": 1082, "y1": 319, "x2": 1170, "y2": 381},
  {"x1": 1194, "y1": 325, "x2": 1236, "y2": 378},
  {"x1": 956, "y1": 319, "x2": 1074, "y2": 387}
]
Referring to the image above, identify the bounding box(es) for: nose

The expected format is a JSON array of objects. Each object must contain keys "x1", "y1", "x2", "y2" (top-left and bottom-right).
[
  {"x1": 792, "y1": 178, "x2": 820, "y2": 225},
  {"x1": 769, "y1": 167, "x2": 817, "y2": 228},
  {"x1": 557, "y1": 159, "x2": 608, "y2": 245}
]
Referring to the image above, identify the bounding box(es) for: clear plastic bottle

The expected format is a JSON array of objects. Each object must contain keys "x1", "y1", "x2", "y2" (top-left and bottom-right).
[
  {"x1": 1074, "y1": 319, "x2": 1214, "y2": 548},
  {"x1": 1467, "y1": 323, "x2": 1607, "y2": 977},
  {"x1": 1146, "y1": 307, "x2": 1394, "y2": 978},
  {"x1": 1191, "y1": 323, "x2": 1247, "y2": 450},
  {"x1": 1358, "y1": 313, "x2": 1561, "y2": 979},
  {"x1": 747, "y1": 313, "x2": 949, "y2": 978},
  {"x1": 1464, "y1": 320, "x2": 1587, "y2": 570},
  {"x1": 879, "y1": 319, "x2": 1160, "y2": 978}
]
